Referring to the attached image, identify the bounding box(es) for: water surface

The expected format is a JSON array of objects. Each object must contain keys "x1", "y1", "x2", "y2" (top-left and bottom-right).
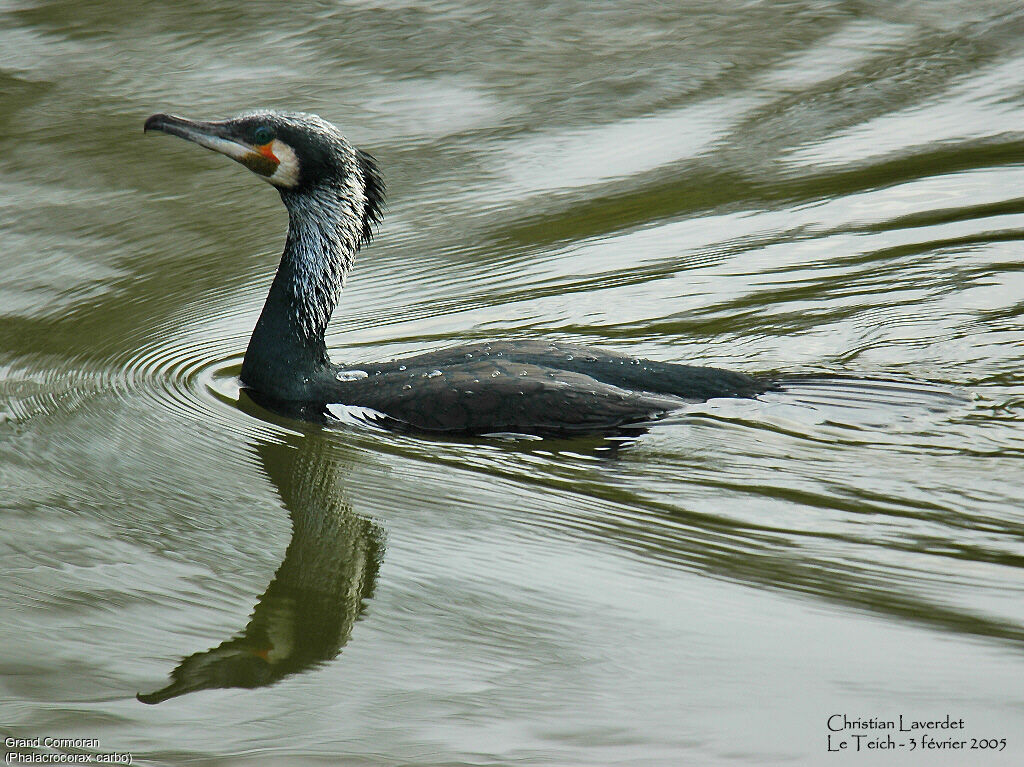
[{"x1": 3, "y1": 1, "x2": 1024, "y2": 764}]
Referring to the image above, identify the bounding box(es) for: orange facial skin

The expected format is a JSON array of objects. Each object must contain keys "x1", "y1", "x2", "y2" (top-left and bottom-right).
[
  {"x1": 243, "y1": 144, "x2": 279, "y2": 177},
  {"x1": 257, "y1": 142, "x2": 279, "y2": 163}
]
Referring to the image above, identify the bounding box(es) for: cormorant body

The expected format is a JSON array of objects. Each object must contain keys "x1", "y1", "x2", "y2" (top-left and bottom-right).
[{"x1": 145, "y1": 110, "x2": 774, "y2": 437}]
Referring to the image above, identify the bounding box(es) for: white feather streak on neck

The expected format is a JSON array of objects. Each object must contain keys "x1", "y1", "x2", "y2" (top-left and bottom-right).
[{"x1": 281, "y1": 167, "x2": 367, "y2": 343}]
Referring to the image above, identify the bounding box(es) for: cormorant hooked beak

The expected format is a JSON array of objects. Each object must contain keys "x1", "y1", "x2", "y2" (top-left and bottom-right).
[{"x1": 144, "y1": 113, "x2": 281, "y2": 178}]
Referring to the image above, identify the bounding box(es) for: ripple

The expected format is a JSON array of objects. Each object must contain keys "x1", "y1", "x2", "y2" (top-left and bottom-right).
[
  {"x1": 113, "y1": 332, "x2": 274, "y2": 445},
  {"x1": 0, "y1": 316, "x2": 282, "y2": 454}
]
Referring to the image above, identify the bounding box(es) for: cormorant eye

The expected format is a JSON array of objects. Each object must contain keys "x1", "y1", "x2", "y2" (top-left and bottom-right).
[{"x1": 253, "y1": 125, "x2": 275, "y2": 145}]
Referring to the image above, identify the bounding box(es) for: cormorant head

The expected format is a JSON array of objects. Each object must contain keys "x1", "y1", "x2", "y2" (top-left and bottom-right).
[{"x1": 145, "y1": 109, "x2": 384, "y2": 243}]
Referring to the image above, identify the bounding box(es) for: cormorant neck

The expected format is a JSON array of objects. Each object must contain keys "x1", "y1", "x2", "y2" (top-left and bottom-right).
[{"x1": 240, "y1": 182, "x2": 366, "y2": 400}]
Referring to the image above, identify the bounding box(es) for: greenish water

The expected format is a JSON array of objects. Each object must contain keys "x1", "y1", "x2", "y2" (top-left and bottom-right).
[{"x1": 3, "y1": 1, "x2": 1024, "y2": 764}]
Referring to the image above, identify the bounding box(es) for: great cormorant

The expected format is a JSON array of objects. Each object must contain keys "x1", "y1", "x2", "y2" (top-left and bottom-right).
[{"x1": 144, "y1": 110, "x2": 772, "y2": 437}]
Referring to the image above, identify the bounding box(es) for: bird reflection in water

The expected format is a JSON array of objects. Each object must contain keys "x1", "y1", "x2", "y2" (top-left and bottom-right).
[{"x1": 138, "y1": 432, "x2": 382, "y2": 703}]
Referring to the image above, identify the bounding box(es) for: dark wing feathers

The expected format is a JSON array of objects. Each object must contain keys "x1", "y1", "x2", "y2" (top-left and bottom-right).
[
  {"x1": 326, "y1": 340, "x2": 769, "y2": 437},
  {"x1": 334, "y1": 359, "x2": 680, "y2": 437}
]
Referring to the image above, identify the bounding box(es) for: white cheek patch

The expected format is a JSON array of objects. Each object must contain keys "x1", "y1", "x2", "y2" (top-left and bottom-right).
[{"x1": 267, "y1": 139, "x2": 300, "y2": 188}]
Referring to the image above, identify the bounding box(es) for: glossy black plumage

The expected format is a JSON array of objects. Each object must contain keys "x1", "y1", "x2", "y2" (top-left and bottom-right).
[{"x1": 273, "y1": 340, "x2": 773, "y2": 437}]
